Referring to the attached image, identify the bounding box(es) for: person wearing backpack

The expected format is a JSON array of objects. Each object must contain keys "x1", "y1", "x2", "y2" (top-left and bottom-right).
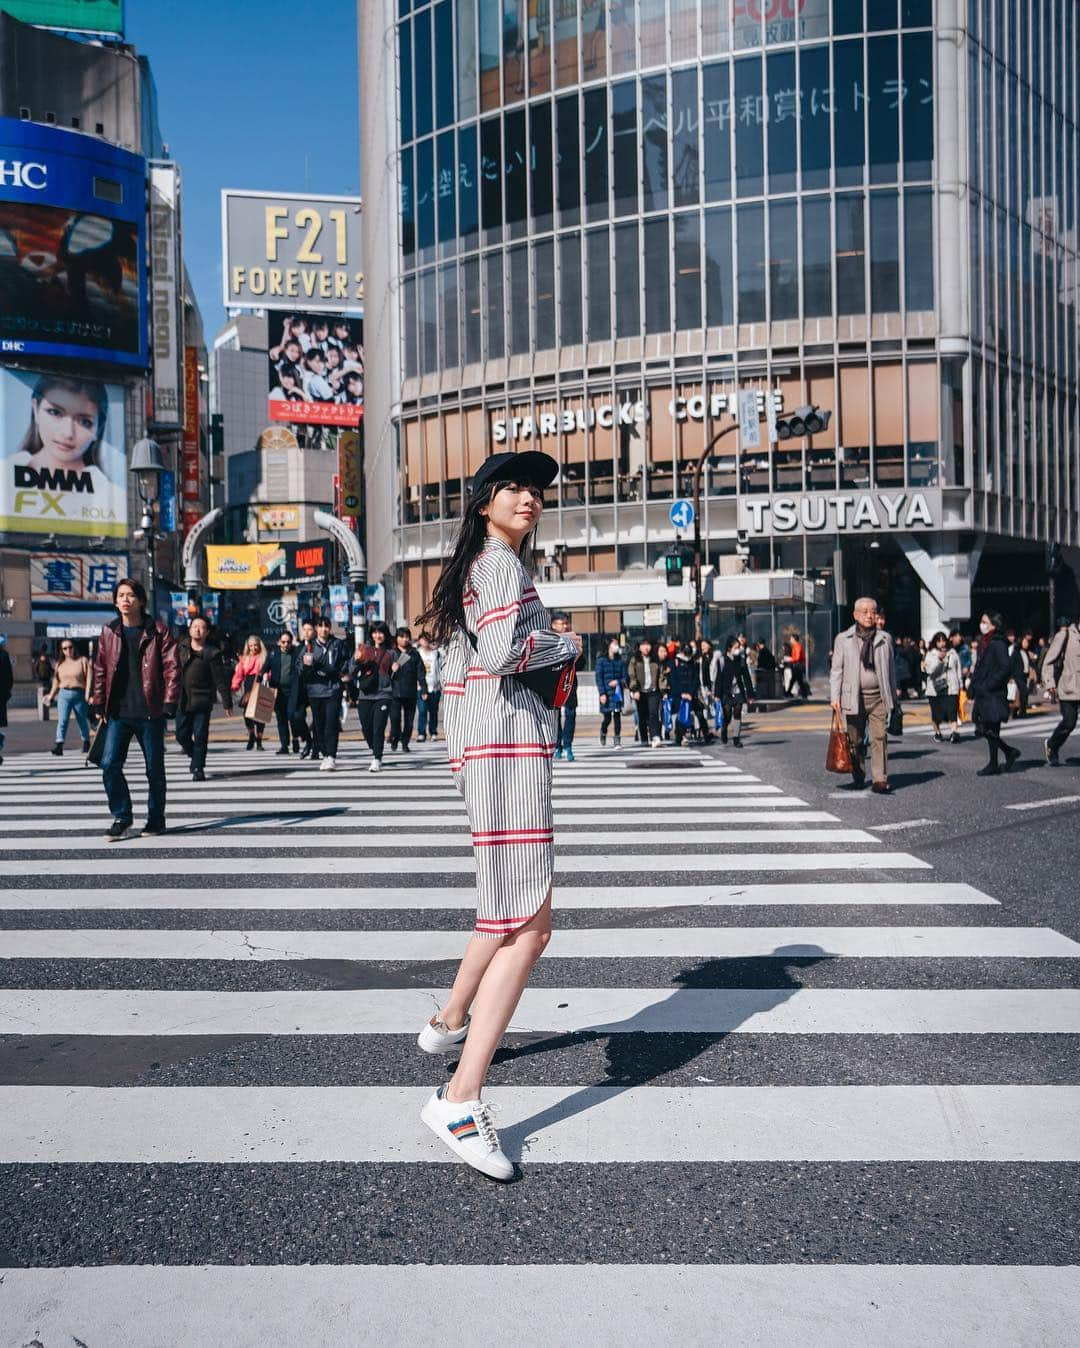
[
  {"x1": 350, "y1": 622, "x2": 395, "y2": 773},
  {"x1": 1042, "y1": 616, "x2": 1080, "y2": 767}
]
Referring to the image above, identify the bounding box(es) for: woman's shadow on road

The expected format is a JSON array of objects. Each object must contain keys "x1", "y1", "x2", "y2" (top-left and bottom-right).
[{"x1": 475, "y1": 946, "x2": 828, "y2": 1162}]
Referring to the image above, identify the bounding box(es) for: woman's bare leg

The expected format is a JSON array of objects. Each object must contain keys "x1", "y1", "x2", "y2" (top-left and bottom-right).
[
  {"x1": 444, "y1": 892, "x2": 552, "y2": 1103},
  {"x1": 438, "y1": 934, "x2": 504, "y2": 1029}
]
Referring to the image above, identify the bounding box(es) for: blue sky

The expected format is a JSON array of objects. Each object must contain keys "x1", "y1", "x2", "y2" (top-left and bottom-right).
[{"x1": 126, "y1": 0, "x2": 361, "y2": 341}]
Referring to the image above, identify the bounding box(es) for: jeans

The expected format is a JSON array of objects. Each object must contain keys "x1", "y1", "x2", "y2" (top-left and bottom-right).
[
  {"x1": 102, "y1": 717, "x2": 166, "y2": 823},
  {"x1": 417, "y1": 690, "x2": 441, "y2": 738},
  {"x1": 845, "y1": 688, "x2": 888, "y2": 783},
  {"x1": 175, "y1": 707, "x2": 211, "y2": 773},
  {"x1": 56, "y1": 688, "x2": 91, "y2": 744},
  {"x1": 358, "y1": 697, "x2": 391, "y2": 760},
  {"x1": 635, "y1": 690, "x2": 662, "y2": 741},
  {"x1": 556, "y1": 705, "x2": 577, "y2": 750},
  {"x1": 390, "y1": 696, "x2": 417, "y2": 748},
  {"x1": 310, "y1": 691, "x2": 342, "y2": 758},
  {"x1": 1048, "y1": 699, "x2": 1079, "y2": 754}
]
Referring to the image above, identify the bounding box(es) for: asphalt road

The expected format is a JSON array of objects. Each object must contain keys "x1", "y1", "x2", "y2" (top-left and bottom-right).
[{"x1": 0, "y1": 705, "x2": 1077, "y2": 1343}]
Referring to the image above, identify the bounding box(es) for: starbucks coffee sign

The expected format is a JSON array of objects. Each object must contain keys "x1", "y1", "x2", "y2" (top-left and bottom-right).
[{"x1": 739, "y1": 489, "x2": 941, "y2": 537}]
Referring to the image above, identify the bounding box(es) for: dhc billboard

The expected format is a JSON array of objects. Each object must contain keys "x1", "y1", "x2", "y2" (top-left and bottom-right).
[{"x1": 0, "y1": 117, "x2": 148, "y2": 368}]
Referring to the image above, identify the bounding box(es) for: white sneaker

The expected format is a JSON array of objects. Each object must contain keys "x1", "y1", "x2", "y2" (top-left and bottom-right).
[
  {"x1": 421, "y1": 1084, "x2": 513, "y2": 1181},
  {"x1": 417, "y1": 1011, "x2": 470, "y2": 1054},
  {"x1": 651, "y1": 736, "x2": 662, "y2": 748},
  {"x1": 319, "y1": 756, "x2": 336, "y2": 771},
  {"x1": 368, "y1": 759, "x2": 382, "y2": 773}
]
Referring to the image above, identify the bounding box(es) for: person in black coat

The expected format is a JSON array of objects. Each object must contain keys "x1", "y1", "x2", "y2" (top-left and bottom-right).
[
  {"x1": 388, "y1": 626, "x2": 427, "y2": 752},
  {"x1": 299, "y1": 616, "x2": 349, "y2": 769},
  {"x1": 175, "y1": 617, "x2": 233, "y2": 780},
  {"x1": 669, "y1": 644, "x2": 713, "y2": 747},
  {"x1": 717, "y1": 635, "x2": 756, "y2": 747},
  {"x1": 969, "y1": 611, "x2": 1021, "y2": 775},
  {"x1": 261, "y1": 630, "x2": 306, "y2": 755},
  {"x1": 0, "y1": 640, "x2": 13, "y2": 765}
]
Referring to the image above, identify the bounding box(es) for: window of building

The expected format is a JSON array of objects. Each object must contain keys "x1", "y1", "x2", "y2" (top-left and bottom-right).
[
  {"x1": 839, "y1": 364, "x2": 870, "y2": 488},
  {"x1": 556, "y1": 93, "x2": 581, "y2": 227},
  {"x1": 399, "y1": 18, "x2": 413, "y2": 143},
  {"x1": 835, "y1": 193, "x2": 865, "y2": 315},
  {"x1": 402, "y1": 275, "x2": 418, "y2": 378},
  {"x1": 480, "y1": 117, "x2": 503, "y2": 243},
  {"x1": 702, "y1": 64, "x2": 732, "y2": 203},
  {"x1": 401, "y1": 147, "x2": 416, "y2": 263},
  {"x1": 702, "y1": 4, "x2": 731, "y2": 57},
  {"x1": 611, "y1": 0, "x2": 636, "y2": 74},
  {"x1": 614, "y1": 221, "x2": 640, "y2": 338},
  {"x1": 833, "y1": 0, "x2": 863, "y2": 36},
  {"x1": 457, "y1": 0, "x2": 478, "y2": 120},
  {"x1": 674, "y1": 212, "x2": 702, "y2": 331},
  {"x1": 867, "y1": 1, "x2": 898, "y2": 33},
  {"x1": 873, "y1": 362, "x2": 904, "y2": 487},
  {"x1": 766, "y1": 51, "x2": 797, "y2": 195},
  {"x1": 870, "y1": 190, "x2": 900, "y2": 312},
  {"x1": 584, "y1": 87, "x2": 610, "y2": 221},
  {"x1": 502, "y1": 0, "x2": 526, "y2": 105},
  {"x1": 508, "y1": 245, "x2": 530, "y2": 354},
  {"x1": 420, "y1": 267, "x2": 438, "y2": 373},
  {"x1": 479, "y1": 0, "x2": 501, "y2": 111},
  {"x1": 639, "y1": 0, "x2": 666, "y2": 68},
  {"x1": 802, "y1": 196, "x2": 832, "y2": 317},
  {"x1": 404, "y1": 418, "x2": 421, "y2": 524},
  {"x1": 435, "y1": 1, "x2": 455, "y2": 126},
  {"x1": 484, "y1": 251, "x2": 504, "y2": 359},
  {"x1": 458, "y1": 123, "x2": 479, "y2": 248},
  {"x1": 734, "y1": 56, "x2": 764, "y2": 198},
  {"x1": 671, "y1": 67, "x2": 700, "y2": 207},
  {"x1": 439, "y1": 261, "x2": 458, "y2": 369},
  {"x1": 554, "y1": 0, "x2": 578, "y2": 89},
  {"x1": 644, "y1": 217, "x2": 671, "y2": 333},
  {"x1": 904, "y1": 188, "x2": 934, "y2": 311},
  {"x1": 462, "y1": 256, "x2": 482, "y2": 363},
  {"x1": 581, "y1": 0, "x2": 606, "y2": 82},
  {"x1": 642, "y1": 73, "x2": 669, "y2": 213},
  {"x1": 737, "y1": 203, "x2": 766, "y2": 324},
  {"x1": 559, "y1": 232, "x2": 583, "y2": 345},
  {"x1": 534, "y1": 239, "x2": 556, "y2": 352},
  {"x1": 437, "y1": 131, "x2": 457, "y2": 249},
  {"x1": 868, "y1": 35, "x2": 899, "y2": 184},
  {"x1": 612, "y1": 80, "x2": 638, "y2": 217},
  {"x1": 705, "y1": 206, "x2": 734, "y2": 328},
  {"x1": 416, "y1": 137, "x2": 436, "y2": 262},
  {"x1": 586, "y1": 226, "x2": 611, "y2": 342},
  {"x1": 769, "y1": 199, "x2": 798, "y2": 321},
  {"x1": 505, "y1": 108, "x2": 527, "y2": 238},
  {"x1": 799, "y1": 46, "x2": 831, "y2": 192},
  {"x1": 902, "y1": 32, "x2": 934, "y2": 181},
  {"x1": 414, "y1": 6, "x2": 433, "y2": 138},
  {"x1": 834, "y1": 39, "x2": 865, "y2": 189},
  {"x1": 806, "y1": 364, "x2": 837, "y2": 488},
  {"x1": 530, "y1": 101, "x2": 554, "y2": 233}
]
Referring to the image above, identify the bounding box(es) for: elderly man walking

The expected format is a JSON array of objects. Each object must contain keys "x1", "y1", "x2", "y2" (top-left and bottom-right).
[{"x1": 830, "y1": 596, "x2": 896, "y2": 794}]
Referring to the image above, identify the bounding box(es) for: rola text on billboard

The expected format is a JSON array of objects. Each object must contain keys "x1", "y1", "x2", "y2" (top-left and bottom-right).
[
  {"x1": 0, "y1": 118, "x2": 148, "y2": 368},
  {"x1": 222, "y1": 191, "x2": 364, "y2": 314}
]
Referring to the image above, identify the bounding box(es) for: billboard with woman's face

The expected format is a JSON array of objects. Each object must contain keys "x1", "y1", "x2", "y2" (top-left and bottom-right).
[{"x1": 0, "y1": 367, "x2": 127, "y2": 539}]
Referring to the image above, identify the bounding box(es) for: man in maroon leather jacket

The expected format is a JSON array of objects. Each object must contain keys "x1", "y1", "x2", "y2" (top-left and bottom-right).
[{"x1": 92, "y1": 577, "x2": 179, "y2": 838}]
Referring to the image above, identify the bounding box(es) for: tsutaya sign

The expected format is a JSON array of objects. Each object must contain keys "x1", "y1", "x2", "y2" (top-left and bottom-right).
[
  {"x1": 492, "y1": 389, "x2": 783, "y2": 443},
  {"x1": 740, "y1": 489, "x2": 942, "y2": 537}
]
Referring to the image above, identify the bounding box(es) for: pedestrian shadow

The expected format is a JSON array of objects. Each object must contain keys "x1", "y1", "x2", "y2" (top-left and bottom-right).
[
  {"x1": 885, "y1": 770, "x2": 945, "y2": 789},
  {"x1": 493, "y1": 946, "x2": 827, "y2": 1165},
  {"x1": 164, "y1": 808, "x2": 349, "y2": 834},
  {"x1": 887, "y1": 749, "x2": 934, "y2": 760}
]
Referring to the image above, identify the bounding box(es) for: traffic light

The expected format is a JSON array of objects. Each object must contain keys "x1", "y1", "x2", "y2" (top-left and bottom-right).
[
  {"x1": 775, "y1": 405, "x2": 831, "y2": 439},
  {"x1": 665, "y1": 548, "x2": 684, "y2": 588}
]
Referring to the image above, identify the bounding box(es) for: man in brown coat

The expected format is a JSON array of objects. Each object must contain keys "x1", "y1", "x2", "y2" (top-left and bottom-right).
[
  {"x1": 830, "y1": 596, "x2": 896, "y2": 793},
  {"x1": 1043, "y1": 616, "x2": 1080, "y2": 767},
  {"x1": 92, "y1": 577, "x2": 179, "y2": 838}
]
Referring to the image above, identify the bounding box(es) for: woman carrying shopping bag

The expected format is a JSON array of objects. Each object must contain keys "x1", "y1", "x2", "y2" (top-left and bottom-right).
[{"x1": 231, "y1": 634, "x2": 268, "y2": 750}]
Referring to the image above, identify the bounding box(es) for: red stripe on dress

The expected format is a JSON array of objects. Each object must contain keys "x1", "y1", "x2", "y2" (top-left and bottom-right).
[
  {"x1": 473, "y1": 834, "x2": 554, "y2": 847},
  {"x1": 477, "y1": 600, "x2": 521, "y2": 630},
  {"x1": 515, "y1": 636, "x2": 535, "y2": 672},
  {"x1": 472, "y1": 827, "x2": 554, "y2": 840},
  {"x1": 475, "y1": 917, "x2": 535, "y2": 932}
]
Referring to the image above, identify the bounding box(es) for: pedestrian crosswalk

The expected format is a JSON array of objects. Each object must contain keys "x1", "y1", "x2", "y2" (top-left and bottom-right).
[{"x1": 1, "y1": 736, "x2": 1077, "y2": 1342}]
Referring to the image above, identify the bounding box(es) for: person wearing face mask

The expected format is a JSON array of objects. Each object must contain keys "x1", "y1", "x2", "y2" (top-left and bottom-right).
[
  {"x1": 829, "y1": 596, "x2": 896, "y2": 793},
  {"x1": 595, "y1": 636, "x2": 628, "y2": 748},
  {"x1": 924, "y1": 630, "x2": 962, "y2": 743},
  {"x1": 968, "y1": 611, "x2": 1021, "y2": 775}
]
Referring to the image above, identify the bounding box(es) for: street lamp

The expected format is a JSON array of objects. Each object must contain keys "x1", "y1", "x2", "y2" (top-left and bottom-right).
[{"x1": 129, "y1": 436, "x2": 167, "y2": 610}]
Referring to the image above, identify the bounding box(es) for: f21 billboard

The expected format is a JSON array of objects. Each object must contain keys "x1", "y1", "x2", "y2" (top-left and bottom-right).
[{"x1": 0, "y1": 117, "x2": 148, "y2": 367}]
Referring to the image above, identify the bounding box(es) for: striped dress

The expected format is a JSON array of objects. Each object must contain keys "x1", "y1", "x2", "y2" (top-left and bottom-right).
[{"x1": 442, "y1": 536, "x2": 578, "y2": 939}]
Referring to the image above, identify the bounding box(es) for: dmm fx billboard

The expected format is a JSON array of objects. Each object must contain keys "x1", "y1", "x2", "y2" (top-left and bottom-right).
[
  {"x1": 739, "y1": 489, "x2": 943, "y2": 538},
  {"x1": 0, "y1": 117, "x2": 147, "y2": 366},
  {"x1": 222, "y1": 191, "x2": 363, "y2": 313},
  {"x1": 0, "y1": 365, "x2": 126, "y2": 538}
]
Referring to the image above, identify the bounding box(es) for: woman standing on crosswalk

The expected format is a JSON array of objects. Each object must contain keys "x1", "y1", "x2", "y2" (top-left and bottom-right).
[{"x1": 414, "y1": 450, "x2": 581, "y2": 1180}]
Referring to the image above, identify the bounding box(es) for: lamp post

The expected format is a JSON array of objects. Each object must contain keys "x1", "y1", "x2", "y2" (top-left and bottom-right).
[
  {"x1": 691, "y1": 421, "x2": 738, "y2": 639},
  {"x1": 129, "y1": 437, "x2": 167, "y2": 614}
]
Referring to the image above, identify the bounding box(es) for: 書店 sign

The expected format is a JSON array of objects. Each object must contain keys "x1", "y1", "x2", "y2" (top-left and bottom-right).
[
  {"x1": 222, "y1": 190, "x2": 364, "y2": 313},
  {"x1": 739, "y1": 489, "x2": 942, "y2": 538}
]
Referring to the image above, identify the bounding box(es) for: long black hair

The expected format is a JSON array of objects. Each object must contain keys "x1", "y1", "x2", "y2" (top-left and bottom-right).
[{"x1": 416, "y1": 480, "x2": 537, "y2": 643}]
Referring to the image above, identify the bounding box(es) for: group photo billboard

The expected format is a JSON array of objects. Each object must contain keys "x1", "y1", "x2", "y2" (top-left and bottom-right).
[
  {"x1": 0, "y1": 118, "x2": 147, "y2": 366},
  {"x1": 268, "y1": 311, "x2": 363, "y2": 427},
  {"x1": 0, "y1": 366, "x2": 127, "y2": 538},
  {"x1": 222, "y1": 190, "x2": 363, "y2": 314}
]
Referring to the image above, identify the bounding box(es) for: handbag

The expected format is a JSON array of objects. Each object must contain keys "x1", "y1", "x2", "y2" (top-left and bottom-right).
[
  {"x1": 958, "y1": 688, "x2": 970, "y2": 723},
  {"x1": 86, "y1": 718, "x2": 108, "y2": 767},
  {"x1": 245, "y1": 682, "x2": 277, "y2": 724},
  {"x1": 887, "y1": 704, "x2": 904, "y2": 737},
  {"x1": 464, "y1": 631, "x2": 576, "y2": 710},
  {"x1": 826, "y1": 709, "x2": 855, "y2": 774}
]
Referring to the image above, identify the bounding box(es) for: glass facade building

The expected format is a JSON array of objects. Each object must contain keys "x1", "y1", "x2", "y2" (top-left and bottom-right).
[{"x1": 359, "y1": 0, "x2": 1080, "y2": 641}]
